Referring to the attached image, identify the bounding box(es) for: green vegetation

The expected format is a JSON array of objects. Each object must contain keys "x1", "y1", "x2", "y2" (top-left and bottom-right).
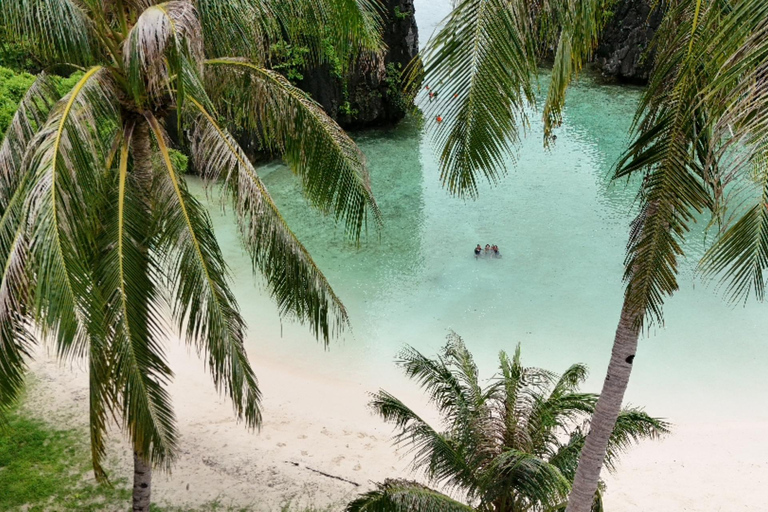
[
  {"x1": 384, "y1": 62, "x2": 409, "y2": 114},
  {"x1": 0, "y1": 1, "x2": 382, "y2": 510},
  {"x1": 345, "y1": 333, "x2": 668, "y2": 512},
  {"x1": 393, "y1": 6, "x2": 410, "y2": 20},
  {"x1": 0, "y1": 66, "x2": 82, "y2": 134},
  {"x1": 416, "y1": 1, "x2": 768, "y2": 510},
  {"x1": 0, "y1": 404, "x2": 339, "y2": 511},
  {"x1": 269, "y1": 41, "x2": 311, "y2": 83},
  {"x1": 0, "y1": 408, "x2": 130, "y2": 511}
]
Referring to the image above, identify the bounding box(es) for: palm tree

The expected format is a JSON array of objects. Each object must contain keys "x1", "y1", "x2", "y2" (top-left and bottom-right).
[
  {"x1": 411, "y1": 1, "x2": 768, "y2": 510},
  {"x1": 0, "y1": 1, "x2": 382, "y2": 509},
  {"x1": 345, "y1": 332, "x2": 668, "y2": 512}
]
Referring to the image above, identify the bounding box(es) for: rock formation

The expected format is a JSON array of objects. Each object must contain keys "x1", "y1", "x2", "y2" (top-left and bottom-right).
[
  {"x1": 298, "y1": 0, "x2": 418, "y2": 128},
  {"x1": 593, "y1": 0, "x2": 664, "y2": 83}
]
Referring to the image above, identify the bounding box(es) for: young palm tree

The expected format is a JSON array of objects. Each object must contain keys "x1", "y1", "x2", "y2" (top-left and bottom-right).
[
  {"x1": 412, "y1": 1, "x2": 768, "y2": 510},
  {"x1": 0, "y1": 1, "x2": 382, "y2": 509},
  {"x1": 345, "y1": 332, "x2": 668, "y2": 512}
]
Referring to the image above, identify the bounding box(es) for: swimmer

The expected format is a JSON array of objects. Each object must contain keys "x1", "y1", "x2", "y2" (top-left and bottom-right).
[
  {"x1": 492, "y1": 245, "x2": 500, "y2": 258},
  {"x1": 474, "y1": 244, "x2": 482, "y2": 257},
  {"x1": 484, "y1": 244, "x2": 491, "y2": 255}
]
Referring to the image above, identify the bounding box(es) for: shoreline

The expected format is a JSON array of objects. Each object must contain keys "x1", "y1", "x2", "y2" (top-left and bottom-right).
[{"x1": 24, "y1": 339, "x2": 768, "y2": 511}]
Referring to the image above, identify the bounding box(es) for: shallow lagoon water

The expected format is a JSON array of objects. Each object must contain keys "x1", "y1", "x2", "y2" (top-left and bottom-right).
[{"x1": 193, "y1": 69, "x2": 768, "y2": 426}]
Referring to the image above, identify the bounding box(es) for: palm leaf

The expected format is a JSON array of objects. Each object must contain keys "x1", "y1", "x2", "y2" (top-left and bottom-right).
[
  {"x1": 123, "y1": 0, "x2": 204, "y2": 106},
  {"x1": 613, "y1": 0, "x2": 721, "y2": 327},
  {"x1": 480, "y1": 449, "x2": 570, "y2": 510},
  {"x1": 415, "y1": 0, "x2": 538, "y2": 198},
  {"x1": 196, "y1": 0, "x2": 276, "y2": 61},
  {"x1": 204, "y1": 58, "x2": 381, "y2": 239},
  {"x1": 543, "y1": 0, "x2": 612, "y2": 141},
  {"x1": 184, "y1": 91, "x2": 349, "y2": 343},
  {"x1": 0, "y1": 74, "x2": 61, "y2": 417},
  {"x1": 272, "y1": 0, "x2": 384, "y2": 69},
  {"x1": 23, "y1": 66, "x2": 120, "y2": 358},
  {"x1": 698, "y1": 0, "x2": 768, "y2": 302},
  {"x1": 370, "y1": 389, "x2": 476, "y2": 493},
  {"x1": 345, "y1": 479, "x2": 474, "y2": 512},
  {"x1": 0, "y1": 0, "x2": 96, "y2": 65},
  {"x1": 602, "y1": 407, "x2": 670, "y2": 473},
  {"x1": 92, "y1": 121, "x2": 178, "y2": 468},
  {"x1": 0, "y1": 225, "x2": 33, "y2": 418},
  {"x1": 0, "y1": 73, "x2": 61, "y2": 205},
  {"x1": 146, "y1": 113, "x2": 262, "y2": 430}
]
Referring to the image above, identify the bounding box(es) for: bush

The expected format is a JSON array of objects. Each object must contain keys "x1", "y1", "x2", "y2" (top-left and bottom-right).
[{"x1": 0, "y1": 66, "x2": 36, "y2": 135}]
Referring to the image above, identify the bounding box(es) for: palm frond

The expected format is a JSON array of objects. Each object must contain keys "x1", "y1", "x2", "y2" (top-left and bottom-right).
[
  {"x1": 495, "y1": 346, "x2": 558, "y2": 454},
  {"x1": 698, "y1": 0, "x2": 768, "y2": 302},
  {"x1": 0, "y1": 0, "x2": 96, "y2": 65},
  {"x1": 90, "y1": 121, "x2": 177, "y2": 468},
  {"x1": 195, "y1": 0, "x2": 276, "y2": 62},
  {"x1": 396, "y1": 344, "x2": 478, "y2": 436},
  {"x1": 0, "y1": 75, "x2": 62, "y2": 416},
  {"x1": 124, "y1": 0, "x2": 203, "y2": 106},
  {"x1": 603, "y1": 408, "x2": 670, "y2": 473},
  {"x1": 0, "y1": 73, "x2": 61, "y2": 206},
  {"x1": 345, "y1": 479, "x2": 474, "y2": 512},
  {"x1": 0, "y1": 225, "x2": 33, "y2": 418},
  {"x1": 481, "y1": 449, "x2": 570, "y2": 510},
  {"x1": 23, "y1": 66, "x2": 120, "y2": 359},
  {"x1": 370, "y1": 389, "x2": 476, "y2": 492},
  {"x1": 543, "y1": 0, "x2": 612, "y2": 142},
  {"x1": 415, "y1": 0, "x2": 537, "y2": 198},
  {"x1": 613, "y1": 0, "x2": 722, "y2": 328},
  {"x1": 146, "y1": 114, "x2": 262, "y2": 430},
  {"x1": 205, "y1": 58, "x2": 381, "y2": 239},
  {"x1": 184, "y1": 90, "x2": 349, "y2": 343}
]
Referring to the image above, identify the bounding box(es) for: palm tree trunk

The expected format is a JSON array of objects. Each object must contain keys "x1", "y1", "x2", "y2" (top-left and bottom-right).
[
  {"x1": 565, "y1": 300, "x2": 640, "y2": 512},
  {"x1": 131, "y1": 121, "x2": 153, "y2": 512},
  {"x1": 133, "y1": 451, "x2": 152, "y2": 511}
]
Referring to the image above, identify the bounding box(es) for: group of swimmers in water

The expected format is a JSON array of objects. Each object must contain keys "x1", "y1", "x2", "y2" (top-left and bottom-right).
[{"x1": 474, "y1": 244, "x2": 501, "y2": 258}]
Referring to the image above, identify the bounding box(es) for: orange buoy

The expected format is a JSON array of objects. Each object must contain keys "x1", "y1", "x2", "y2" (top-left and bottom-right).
[{"x1": 436, "y1": 116, "x2": 443, "y2": 123}]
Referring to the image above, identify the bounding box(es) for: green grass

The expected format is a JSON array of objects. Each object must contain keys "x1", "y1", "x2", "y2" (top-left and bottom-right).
[
  {"x1": 0, "y1": 409, "x2": 131, "y2": 511},
  {"x1": 0, "y1": 406, "x2": 340, "y2": 511}
]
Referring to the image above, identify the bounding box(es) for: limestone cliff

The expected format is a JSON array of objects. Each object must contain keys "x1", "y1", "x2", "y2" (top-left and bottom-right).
[
  {"x1": 593, "y1": 0, "x2": 663, "y2": 83},
  {"x1": 297, "y1": 0, "x2": 418, "y2": 128}
]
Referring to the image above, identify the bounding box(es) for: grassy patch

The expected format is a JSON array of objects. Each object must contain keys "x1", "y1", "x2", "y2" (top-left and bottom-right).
[
  {"x1": 0, "y1": 410, "x2": 130, "y2": 511},
  {"x1": 0, "y1": 407, "x2": 339, "y2": 511}
]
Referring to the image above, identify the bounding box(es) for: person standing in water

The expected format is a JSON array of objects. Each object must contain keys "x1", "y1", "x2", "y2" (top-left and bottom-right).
[
  {"x1": 484, "y1": 244, "x2": 491, "y2": 256},
  {"x1": 474, "y1": 244, "x2": 482, "y2": 257},
  {"x1": 492, "y1": 245, "x2": 501, "y2": 258}
]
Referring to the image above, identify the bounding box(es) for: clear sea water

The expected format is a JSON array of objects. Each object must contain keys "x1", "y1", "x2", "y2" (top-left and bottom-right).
[{"x1": 193, "y1": 1, "x2": 768, "y2": 425}]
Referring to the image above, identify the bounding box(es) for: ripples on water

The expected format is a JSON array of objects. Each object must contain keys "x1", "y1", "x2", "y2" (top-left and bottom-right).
[{"x1": 192, "y1": 72, "x2": 766, "y2": 424}]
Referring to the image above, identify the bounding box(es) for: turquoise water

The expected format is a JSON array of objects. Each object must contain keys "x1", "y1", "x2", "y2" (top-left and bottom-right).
[{"x1": 195, "y1": 70, "x2": 768, "y2": 425}]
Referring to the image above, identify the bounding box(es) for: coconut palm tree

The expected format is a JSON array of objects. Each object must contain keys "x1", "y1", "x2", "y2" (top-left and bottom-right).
[
  {"x1": 412, "y1": 1, "x2": 768, "y2": 510},
  {"x1": 345, "y1": 332, "x2": 668, "y2": 512},
  {"x1": 0, "y1": 0, "x2": 382, "y2": 509}
]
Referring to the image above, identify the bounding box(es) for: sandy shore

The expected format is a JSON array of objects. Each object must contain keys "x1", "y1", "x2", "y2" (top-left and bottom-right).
[{"x1": 25, "y1": 341, "x2": 767, "y2": 511}]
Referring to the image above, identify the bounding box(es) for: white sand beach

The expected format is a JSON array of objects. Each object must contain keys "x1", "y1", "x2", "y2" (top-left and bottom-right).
[{"x1": 25, "y1": 340, "x2": 767, "y2": 511}]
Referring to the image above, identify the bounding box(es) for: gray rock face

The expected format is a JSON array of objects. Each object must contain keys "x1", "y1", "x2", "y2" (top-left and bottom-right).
[
  {"x1": 593, "y1": 0, "x2": 664, "y2": 83},
  {"x1": 298, "y1": 0, "x2": 419, "y2": 128}
]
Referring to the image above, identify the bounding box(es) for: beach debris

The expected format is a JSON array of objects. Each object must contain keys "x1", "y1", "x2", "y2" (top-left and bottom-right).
[{"x1": 285, "y1": 461, "x2": 360, "y2": 487}]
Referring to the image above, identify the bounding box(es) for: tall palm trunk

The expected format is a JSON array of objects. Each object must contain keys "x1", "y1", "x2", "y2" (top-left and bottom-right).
[
  {"x1": 565, "y1": 301, "x2": 640, "y2": 512},
  {"x1": 133, "y1": 451, "x2": 152, "y2": 511},
  {"x1": 130, "y1": 121, "x2": 154, "y2": 512}
]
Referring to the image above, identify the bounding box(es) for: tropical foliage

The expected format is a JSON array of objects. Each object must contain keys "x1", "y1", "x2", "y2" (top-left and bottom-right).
[
  {"x1": 0, "y1": 0, "x2": 382, "y2": 508},
  {"x1": 415, "y1": 1, "x2": 768, "y2": 509},
  {"x1": 346, "y1": 333, "x2": 668, "y2": 512}
]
